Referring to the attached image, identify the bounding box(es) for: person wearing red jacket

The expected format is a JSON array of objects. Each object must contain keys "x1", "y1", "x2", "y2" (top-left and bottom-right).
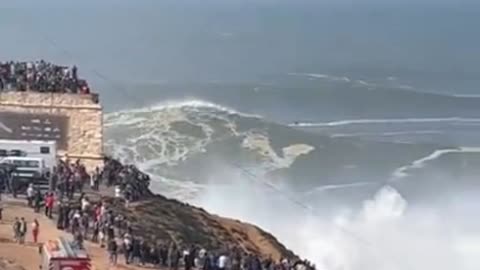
[
  {"x1": 94, "y1": 203, "x2": 102, "y2": 222},
  {"x1": 32, "y1": 219, "x2": 39, "y2": 243},
  {"x1": 44, "y1": 193, "x2": 55, "y2": 219}
]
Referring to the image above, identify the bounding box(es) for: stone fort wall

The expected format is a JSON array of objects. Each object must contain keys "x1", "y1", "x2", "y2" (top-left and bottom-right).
[{"x1": 0, "y1": 92, "x2": 103, "y2": 171}]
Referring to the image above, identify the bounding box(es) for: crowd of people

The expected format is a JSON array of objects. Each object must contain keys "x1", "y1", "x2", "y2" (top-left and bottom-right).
[
  {"x1": 3, "y1": 157, "x2": 316, "y2": 270},
  {"x1": 0, "y1": 60, "x2": 91, "y2": 94},
  {"x1": 58, "y1": 196, "x2": 316, "y2": 270},
  {"x1": 11, "y1": 217, "x2": 39, "y2": 244}
]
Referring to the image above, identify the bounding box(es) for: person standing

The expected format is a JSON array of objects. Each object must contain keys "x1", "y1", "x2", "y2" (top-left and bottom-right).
[
  {"x1": 26, "y1": 184, "x2": 34, "y2": 207},
  {"x1": 93, "y1": 167, "x2": 100, "y2": 190},
  {"x1": 99, "y1": 225, "x2": 106, "y2": 248},
  {"x1": 72, "y1": 65, "x2": 78, "y2": 81},
  {"x1": 89, "y1": 172, "x2": 96, "y2": 191},
  {"x1": 196, "y1": 249, "x2": 207, "y2": 270},
  {"x1": 123, "y1": 232, "x2": 133, "y2": 264},
  {"x1": 34, "y1": 190, "x2": 42, "y2": 213},
  {"x1": 32, "y1": 219, "x2": 39, "y2": 243},
  {"x1": 74, "y1": 230, "x2": 84, "y2": 249},
  {"x1": 19, "y1": 217, "x2": 27, "y2": 244},
  {"x1": 158, "y1": 243, "x2": 168, "y2": 267},
  {"x1": 50, "y1": 167, "x2": 58, "y2": 192},
  {"x1": 114, "y1": 185, "x2": 122, "y2": 198},
  {"x1": 91, "y1": 220, "x2": 99, "y2": 243},
  {"x1": 132, "y1": 237, "x2": 141, "y2": 264},
  {"x1": 12, "y1": 217, "x2": 20, "y2": 243},
  {"x1": 139, "y1": 238, "x2": 149, "y2": 265},
  {"x1": 218, "y1": 252, "x2": 229, "y2": 270},
  {"x1": 81, "y1": 197, "x2": 90, "y2": 212},
  {"x1": 71, "y1": 210, "x2": 81, "y2": 235},
  {"x1": 184, "y1": 245, "x2": 196, "y2": 270},
  {"x1": 107, "y1": 239, "x2": 118, "y2": 265},
  {"x1": 44, "y1": 192, "x2": 54, "y2": 219},
  {"x1": 168, "y1": 242, "x2": 180, "y2": 270}
]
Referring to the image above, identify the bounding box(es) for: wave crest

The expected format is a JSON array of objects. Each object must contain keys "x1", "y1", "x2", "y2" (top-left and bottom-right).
[
  {"x1": 107, "y1": 99, "x2": 260, "y2": 118},
  {"x1": 104, "y1": 99, "x2": 315, "y2": 187},
  {"x1": 291, "y1": 117, "x2": 480, "y2": 127}
]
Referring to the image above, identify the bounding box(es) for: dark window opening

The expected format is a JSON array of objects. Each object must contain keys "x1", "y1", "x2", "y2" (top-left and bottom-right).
[
  {"x1": 8, "y1": 150, "x2": 24, "y2": 157},
  {"x1": 40, "y1": 146, "x2": 50, "y2": 154}
]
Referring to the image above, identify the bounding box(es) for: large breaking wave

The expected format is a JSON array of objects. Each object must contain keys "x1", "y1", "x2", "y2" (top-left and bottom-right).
[
  {"x1": 104, "y1": 100, "x2": 480, "y2": 270},
  {"x1": 104, "y1": 99, "x2": 316, "y2": 198}
]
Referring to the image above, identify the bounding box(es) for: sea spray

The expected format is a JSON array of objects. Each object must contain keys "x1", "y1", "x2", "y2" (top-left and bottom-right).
[
  {"x1": 104, "y1": 103, "x2": 480, "y2": 270},
  {"x1": 191, "y1": 167, "x2": 479, "y2": 270}
]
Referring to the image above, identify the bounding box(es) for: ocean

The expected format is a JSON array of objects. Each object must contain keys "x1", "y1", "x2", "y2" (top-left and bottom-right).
[{"x1": 1, "y1": 0, "x2": 480, "y2": 269}]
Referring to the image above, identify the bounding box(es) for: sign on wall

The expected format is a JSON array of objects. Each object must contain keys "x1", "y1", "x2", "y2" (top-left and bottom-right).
[{"x1": 0, "y1": 112, "x2": 69, "y2": 150}]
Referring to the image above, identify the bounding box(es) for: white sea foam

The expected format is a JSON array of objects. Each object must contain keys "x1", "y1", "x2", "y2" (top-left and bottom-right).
[
  {"x1": 288, "y1": 72, "x2": 392, "y2": 89},
  {"x1": 391, "y1": 147, "x2": 480, "y2": 180},
  {"x1": 330, "y1": 130, "x2": 443, "y2": 138},
  {"x1": 107, "y1": 99, "x2": 261, "y2": 119},
  {"x1": 192, "y1": 164, "x2": 480, "y2": 270},
  {"x1": 354, "y1": 80, "x2": 376, "y2": 88},
  {"x1": 291, "y1": 117, "x2": 480, "y2": 127},
  {"x1": 452, "y1": 94, "x2": 480, "y2": 98},
  {"x1": 396, "y1": 84, "x2": 415, "y2": 90},
  {"x1": 288, "y1": 73, "x2": 352, "y2": 83},
  {"x1": 105, "y1": 100, "x2": 245, "y2": 166},
  {"x1": 241, "y1": 133, "x2": 315, "y2": 170},
  {"x1": 105, "y1": 102, "x2": 480, "y2": 270},
  {"x1": 105, "y1": 101, "x2": 314, "y2": 173},
  {"x1": 305, "y1": 182, "x2": 376, "y2": 195}
]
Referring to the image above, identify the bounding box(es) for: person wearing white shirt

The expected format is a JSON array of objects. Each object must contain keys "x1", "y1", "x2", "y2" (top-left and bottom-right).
[
  {"x1": 100, "y1": 204, "x2": 106, "y2": 216},
  {"x1": 195, "y1": 249, "x2": 207, "y2": 268},
  {"x1": 26, "y1": 184, "x2": 35, "y2": 207},
  {"x1": 73, "y1": 210, "x2": 81, "y2": 220},
  {"x1": 218, "y1": 254, "x2": 229, "y2": 270},
  {"x1": 114, "y1": 185, "x2": 122, "y2": 198},
  {"x1": 81, "y1": 197, "x2": 90, "y2": 212},
  {"x1": 90, "y1": 174, "x2": 95, "y2": 189}
]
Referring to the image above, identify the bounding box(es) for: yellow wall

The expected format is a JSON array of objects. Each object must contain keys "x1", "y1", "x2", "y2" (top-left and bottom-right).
[{"x1": 0, "y1": 92, "x2": 103, "y2": 171}]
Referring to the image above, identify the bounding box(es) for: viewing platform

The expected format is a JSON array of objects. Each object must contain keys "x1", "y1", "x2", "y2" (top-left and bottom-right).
[{"x1": 0, "y1": 91, "x2": 104, "y2": 171}]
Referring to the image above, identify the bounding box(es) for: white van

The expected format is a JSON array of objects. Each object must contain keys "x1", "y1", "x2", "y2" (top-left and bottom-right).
[
  {"x1": 0, "y1": 140, "x2": 57, "y2": 170},
  {"x1": 0, "y1": 157, "x2": 48, "y2": 179}
]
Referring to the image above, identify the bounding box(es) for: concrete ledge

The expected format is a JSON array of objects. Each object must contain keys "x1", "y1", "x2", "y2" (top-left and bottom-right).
[
  {"x1": 0, "y1": 91, "x2": 100, "y2": 106},
  {"x1": 0, "y1": 102, "x2": 102, "y2": 110}
]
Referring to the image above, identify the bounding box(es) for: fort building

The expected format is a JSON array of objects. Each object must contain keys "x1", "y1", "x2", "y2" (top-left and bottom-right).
[{"x1": 0, "y1": 91, "x2": 103, "y2": 171}]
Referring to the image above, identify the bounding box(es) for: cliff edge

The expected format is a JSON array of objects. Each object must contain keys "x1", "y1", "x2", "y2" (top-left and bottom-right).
[
  {"x1": 92, "y1": 157, "x2": 298, "y2": 261},
  {"x1": 102, "y1": 194, "x2": 297, "y2": 261}
]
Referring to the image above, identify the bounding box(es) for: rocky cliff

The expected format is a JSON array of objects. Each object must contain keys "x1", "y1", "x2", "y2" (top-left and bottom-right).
[{"x1": 100, "y1": 193, "x2": 297, "y2": 261}]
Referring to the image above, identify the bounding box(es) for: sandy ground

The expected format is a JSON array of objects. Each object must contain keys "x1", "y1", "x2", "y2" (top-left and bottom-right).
[{"x1": 0, "y1": 196, "x2": 143, "y2": 270}]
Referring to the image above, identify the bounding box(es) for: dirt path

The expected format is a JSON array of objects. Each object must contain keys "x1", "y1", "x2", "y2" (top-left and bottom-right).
[{"x1": 0, "y1": 197, "x2": 142, "y2": 270}]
